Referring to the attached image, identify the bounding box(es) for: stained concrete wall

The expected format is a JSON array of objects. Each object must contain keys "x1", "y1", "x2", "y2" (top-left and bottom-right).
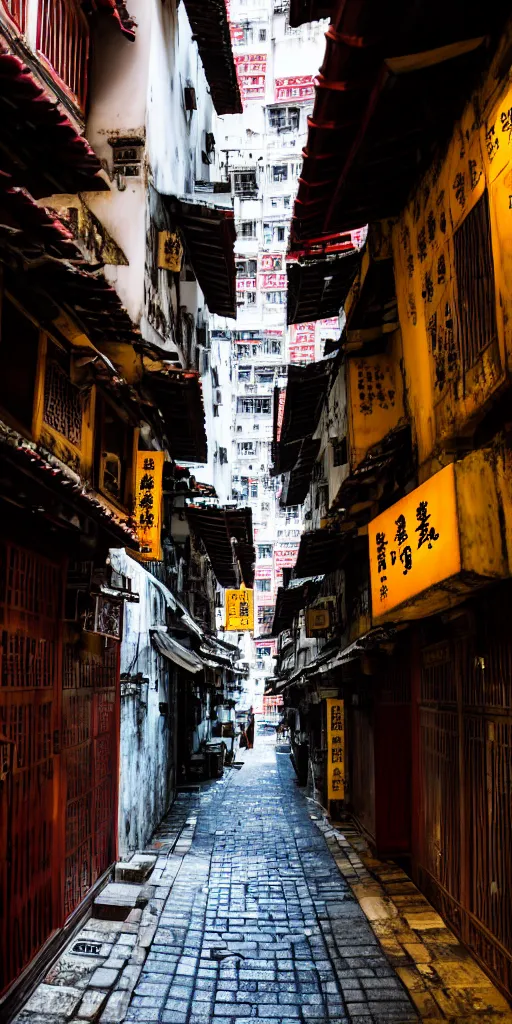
[{"x1": 110, "y1": 548, "x2": 178, "y2": 859}]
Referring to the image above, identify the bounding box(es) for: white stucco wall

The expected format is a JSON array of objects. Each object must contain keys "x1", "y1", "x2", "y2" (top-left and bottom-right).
[
  {"x1": 110, "y1": 548, "x2": 177, "y2": 859},
  {"x1": 86, "y1": 0, "x2": 226, "y2": 340}
]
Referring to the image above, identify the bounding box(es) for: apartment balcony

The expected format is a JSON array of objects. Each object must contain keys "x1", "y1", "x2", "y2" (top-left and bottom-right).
[{"x1": 1, "y1": 0, "x2": 91, "y2": 113}]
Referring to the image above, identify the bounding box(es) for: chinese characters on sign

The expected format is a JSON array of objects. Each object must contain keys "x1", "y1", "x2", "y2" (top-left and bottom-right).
[
  {"x1": 327, "y1": 699, "x2": 345, "y2": 801},
  {"x1": 234, "y1": 54, "x2": 267, "y2": 102},
  {"x1": 354, "y1": 359, "x2": 396, "y2": 416},
  {"x1": 260, "y1": 253, "x2": 283, "y2": 272},
  {"x1": 369, "y1": 464, "x2": 460, "y2": 619},
  {"x1": 157, "y1": 231, "x2": 183, "y2": 272},
  {"x1": 275, "y1": 75, "x2": 314, "y2": 102},
  {"x1": 135, "y1": 451, "x2": 164, "y2": 561},
  {"x1": 225, "y1": 589, "x2": 254, "y2": 631}
]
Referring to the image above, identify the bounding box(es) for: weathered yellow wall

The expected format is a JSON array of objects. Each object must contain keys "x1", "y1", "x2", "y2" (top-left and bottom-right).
[
  {"x1": 346, "y1": 329, "x2": 405, "y2": 471},
  {"x1": 392, "y1": 28, "x2": 512, "y2": 476}
]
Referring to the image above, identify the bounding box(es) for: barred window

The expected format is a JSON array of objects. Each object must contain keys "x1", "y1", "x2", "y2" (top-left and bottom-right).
[{"x1": 454, "y1": 190, "x2": 497, "y2": 371}]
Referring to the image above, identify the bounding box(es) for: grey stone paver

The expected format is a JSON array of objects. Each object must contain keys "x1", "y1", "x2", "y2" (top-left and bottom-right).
[{"x1": 123, "y1": 742, "x2": 417, "y2": 1024}]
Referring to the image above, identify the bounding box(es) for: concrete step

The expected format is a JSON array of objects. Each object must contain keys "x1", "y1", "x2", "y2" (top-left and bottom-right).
[
  {"x1": 92, "y1": 882, "x2": 154, "y2": 921},
  {"x1": 114, "y1": 853, "x2": 157, "y2": 884}
]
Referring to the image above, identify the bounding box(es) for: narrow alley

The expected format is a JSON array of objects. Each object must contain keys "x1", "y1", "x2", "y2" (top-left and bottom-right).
[
  {"x1": 19, "y1": 741, "x2": 416, "y2": 1024},
  {"x1": 2, "y1": 0, "x2": 512, "y2": 1020}
]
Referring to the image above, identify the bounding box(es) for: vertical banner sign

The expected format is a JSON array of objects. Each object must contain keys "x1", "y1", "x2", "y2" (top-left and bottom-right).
[
  {"x1": 327, "y1": 698, "x2": 345, "y2": 801},
  {"x1": 135, "y1": 451, "x2": 164, "y2": 561},
  {"x1": 225, "y1": 589, "x2": 254, "y2": 631}
]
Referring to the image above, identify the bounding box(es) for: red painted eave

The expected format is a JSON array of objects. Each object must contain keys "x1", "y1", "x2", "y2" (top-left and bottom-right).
[{"x1": 0, "y1": 40, "x2": 108, "y2": 197}]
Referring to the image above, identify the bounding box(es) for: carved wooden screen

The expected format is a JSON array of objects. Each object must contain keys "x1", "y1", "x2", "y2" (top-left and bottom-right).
[{"x1": 0, "y1": 542, "x2": 64, "y2": 995}]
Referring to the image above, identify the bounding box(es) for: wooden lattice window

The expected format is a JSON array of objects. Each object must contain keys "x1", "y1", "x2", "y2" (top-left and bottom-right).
[
  {"x1": 1, "y1": 0, "x2": 28, "y2": 31},
  {"x1": 37, "y1": 0, "x2": 90, "y2": 112},
  {"x1": 44, "y1": 355, "x2": 83, "y2": 448},
  {"x1": 453, "y1": 190, "x2": 497, "y2": 372}
]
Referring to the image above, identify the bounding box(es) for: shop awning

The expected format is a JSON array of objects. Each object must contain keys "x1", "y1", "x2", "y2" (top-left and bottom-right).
[
  {"x1": 182, "y1": 0, "x2": 242, "y2": 115},
  {"x1": 291, "y1": 0, "x2": 510, "y2": 242},
  {"x1": 280, "y1": 438, "x2": 320, "y2": 507},
  {"x1": 170, "y1": 197, "x2": 237, "y2": 318},
  {"x1": 289, "y1": 0, "x2": 332, "y2": 27},
  {"x1": 186, "y1": 507, "x2": 255, "y2": 588},
  {"x1": 293, "y1": 529, "x2": 346, "y2": 578},
  {"x1": 151, "y1": 629, "x2": 204, "y2": 674},
  {"x1": 276, "y1": 359, "x2": 333, "y2": 475},
  {"x1": 271, "y1": 578, "x2": 323, "y2": 636},
  {"x1": 287, "y1": 247, "x2": 359, "y2": 325},
  {"x1": 144, "y1": 369, "x2": 208, "y2": 464},
  {"x1": 332, "y1": 423, "x2": 412, "y2": 518},
  {"x1": 95, "y1": 0, "x2": 136, "y2": 39},
  {"x1": 0, "y1": 42, "x2": 108, "y2": 198}
]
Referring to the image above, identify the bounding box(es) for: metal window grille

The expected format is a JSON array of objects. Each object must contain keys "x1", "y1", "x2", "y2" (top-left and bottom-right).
[
  {"x1": 453, "y1": 190, "x2": 497, "y2": 372},
  {"x1": 44, "y1": 360, "x2": 83, "y2": 448}
]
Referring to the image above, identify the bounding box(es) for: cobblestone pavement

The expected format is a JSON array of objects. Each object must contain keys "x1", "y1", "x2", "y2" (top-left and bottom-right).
[{"x1": 125, "y1": 741, "x2": 417, "y2": 1024}]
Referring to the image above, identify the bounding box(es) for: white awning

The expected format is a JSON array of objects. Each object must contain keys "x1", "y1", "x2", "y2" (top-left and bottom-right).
[{"x1": 151, "y1": 630, "x2": 204, "y2": 674}]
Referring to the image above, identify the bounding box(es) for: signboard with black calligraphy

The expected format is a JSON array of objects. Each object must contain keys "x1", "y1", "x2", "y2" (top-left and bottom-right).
[
  {"x1": 135, "y1": 451, "x2": 164, "y2": 561},
  {"x1": 225, "y1": 588, "x2": 254, "y2": 632},
  {"x1": 369, "y1": 464, "x2": 460, "y2": 621},
  {"x1": 327, "y1": 698, "x2": 345, "y2": 801}
]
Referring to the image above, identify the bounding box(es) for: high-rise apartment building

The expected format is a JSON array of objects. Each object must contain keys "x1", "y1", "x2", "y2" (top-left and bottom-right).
[{"x1": 215, "y1": 1, "x2": 334, "y2": 709}]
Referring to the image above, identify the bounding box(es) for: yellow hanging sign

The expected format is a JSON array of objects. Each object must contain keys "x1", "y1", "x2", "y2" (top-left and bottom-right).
[
  {"x1": 369, "y1": 463, "x2": 460, "y2": 621},
  {"x1": 135, "y1": 451, "x2": 164, "y2": 561},
  {"x1": 327, "y1": 698, "x2": 345, "y2": 801},
  {"x1": 158, "y1": 231, "x2": 183, "y2": 272},
  {"x1": 225, "y1": 588, "x2": 254, "y2": 631}
]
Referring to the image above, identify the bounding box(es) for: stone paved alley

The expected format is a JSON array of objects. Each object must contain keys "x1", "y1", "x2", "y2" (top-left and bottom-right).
[
  {"x1": 17, "y1": 739, "x2": 512, "y2": 1024},
  {"x1": 126, "y1": 743, "x2": 417, "y2": 1024}
]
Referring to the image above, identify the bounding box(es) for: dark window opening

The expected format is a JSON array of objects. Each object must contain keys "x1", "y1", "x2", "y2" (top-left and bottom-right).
[
  {"x1": 96, "y1": 397, "x2": 133, "y2": 508},
  {"x1": 332, "y1": 437, "x2": 348, "y2": 467},
  {"x1": 454, "y1": 190, "x2": 497, "y2": 372},
  {"x1": 0, "y1": 296, "x2": 40, "y2": 433}
]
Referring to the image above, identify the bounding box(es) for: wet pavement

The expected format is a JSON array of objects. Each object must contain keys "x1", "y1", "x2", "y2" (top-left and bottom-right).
[
  {"x1": 17, "y1": 738, "x2": 512, "y2": 1024},
  {"x1": 123, "y1": 740, "x2": 417, "y2": 1024}
]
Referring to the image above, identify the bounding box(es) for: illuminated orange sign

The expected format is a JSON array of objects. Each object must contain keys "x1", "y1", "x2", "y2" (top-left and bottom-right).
[
  {"x1": 369, "y1": 464, "x2": 460, "y2": 620},
  {"x1": 225, "y1": 588, "x2": 254, "y2": 631},
  {"x1": 135, "y1": 451, "x2": 164, "y2": 561},
  {"x1": 327, "y1": 698, "x2": 345, "y2": 801}
]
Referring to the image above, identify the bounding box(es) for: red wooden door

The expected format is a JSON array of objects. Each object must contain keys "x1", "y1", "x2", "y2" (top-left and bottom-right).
[
  {"x1": 62, "y1": 641, "x2": 119, "y2": 916},
  {"x1": 0, "y1": 542, "x2": 64, "y2": 995}
]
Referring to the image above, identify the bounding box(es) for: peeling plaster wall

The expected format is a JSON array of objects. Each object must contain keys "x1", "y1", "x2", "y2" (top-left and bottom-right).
[
  {"x1": 110, "y1": 548, "x2": 177, "y2": 859},
  {"x1": 86, "y1": 0, "x2": 223, "y2": 352}
]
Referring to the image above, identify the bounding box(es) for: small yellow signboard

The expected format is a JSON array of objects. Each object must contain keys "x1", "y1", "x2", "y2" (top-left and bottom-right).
[
  {"x1": 135, "y1": 451, "x2": 164, "y2": 561},
  {"x1": 327, "y1": 698, "x2": 345, "y2": 801},
  {"x1": 306, "y1": 607, "x2": 330, "y2": 634},
  {"x1": 369, "y1": 463, "x2": 460, "y2": 621},
  {"x1": 158, "y1": 231, "x2": 183, "y2": 272},
  {"x1": 225, "y1": 588, "x2": 254, "y2": 632}
]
